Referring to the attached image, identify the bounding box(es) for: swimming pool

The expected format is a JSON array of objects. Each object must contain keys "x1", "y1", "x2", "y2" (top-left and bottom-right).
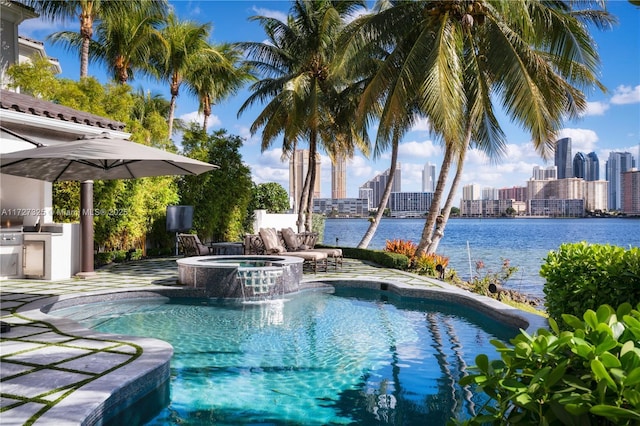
[{"x1": 52, "y1": 288, "x2": 518, "y2": 425}]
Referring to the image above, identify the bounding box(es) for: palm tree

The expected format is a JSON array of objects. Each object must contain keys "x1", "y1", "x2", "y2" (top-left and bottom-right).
[
  {"x1": 150, "y1": 13, "x2": 212, "y2": 137},
  {"x1": 48, "y1": 3, "x2": 167, "y2": 85},
  {"x1": 185, "y1": 44, "x2": 254, "y2": 130},
  {"x1": 27, "y1": 1, "x2": 167, "y2": 78},
  {"x1": 340, "y1": 0, "x2": 614, "y2": 254},
  {"x1": 240, "y1": 0, "x2": 367, "y2": 232}
]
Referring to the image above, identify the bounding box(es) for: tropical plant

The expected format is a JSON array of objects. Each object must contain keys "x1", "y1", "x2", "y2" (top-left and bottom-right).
[
  {"x1": 185, "y1": 43, "x2": 254, "y2": 130},
  {"x1": 458, "y1": 303, "x2": 640, "y2": 425},
  {"x1": 339, "y1": 0, "x2": 614, "y2": 255},
  {"x1": 239, "y1": 0, "x2": 368, "y2": 232},
  {"x1": 26, "y1": 0, "x2": 167, "y2": 78},
  {"x1": 150, "y1": 13, "x2": 212, "y2": 137},
  {"x1": 541, "y1": 242, "x2": 640, "y2": 323},
  {"x1": 178, "y1": 126, "x2": 253, "y2": 242}
]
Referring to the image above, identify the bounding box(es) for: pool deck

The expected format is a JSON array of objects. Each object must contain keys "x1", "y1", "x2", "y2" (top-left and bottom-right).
[{"x1": 0, "y1": 256, "x2": 547, "y2": 425}]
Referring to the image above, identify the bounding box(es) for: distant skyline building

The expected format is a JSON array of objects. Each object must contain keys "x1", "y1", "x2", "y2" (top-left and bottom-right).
[
  {"x1": 573, "y1": 151, "x2": 600, "y2": 181},
  {"x1": 421, "y1": 162, "x2": 436, "y2": 193},
  {"x1": 498, "y1": 186, "x2": 527, "y2": 202},
  {"x1": 482, "y1": 187, "x2": 499, "y2": 201},
  {"x1": 606, "y1": 151, "x2": 635, "y2": 210},
  {"x1": 532, "y1": 165, "x2": 557, "y2": 180},
  {"x1": 358, "y1": 164, "x2": 401, "y2": 209},
  {"x1": 331, "y1": 154, "x2": 347, "y2": 199},
  {"x1": 573, "y1": 152, "x2": 587, "y2": 179},
  {"x1": 586, "y1": 152, "x2": 600, "y2": 181},
  {"x1": 462, "y1": 184, "x2": 481, "y2": 200},
  {"x1": 554, "y1": 137, "x2": 572, "y2": 179},
  {"x1": 621, "y1": 169, "x2": 640, "y2": 215},
  {"x1": 289, "y1": 149, "x2": 321, "y2": 211}
]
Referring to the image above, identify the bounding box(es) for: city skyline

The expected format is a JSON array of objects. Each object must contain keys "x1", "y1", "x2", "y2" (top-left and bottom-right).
[{"x1": 17, "y1": 1, "x2": 640, "y2": 204}]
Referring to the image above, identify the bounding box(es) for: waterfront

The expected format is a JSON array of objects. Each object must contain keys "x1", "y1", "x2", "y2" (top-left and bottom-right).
[{"x1": 323, "y1": 217, "x2": 640, "y2": 300}]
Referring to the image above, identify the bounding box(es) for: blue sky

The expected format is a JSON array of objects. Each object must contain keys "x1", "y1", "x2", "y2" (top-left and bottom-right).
[{"x1": 19, "y1": 1, "x2": 640, "y2": 202}]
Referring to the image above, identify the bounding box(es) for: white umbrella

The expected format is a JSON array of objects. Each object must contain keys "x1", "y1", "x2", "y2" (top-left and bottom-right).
[{"x1": 0, "y1": 132, "x2": 217, "y2": 277}]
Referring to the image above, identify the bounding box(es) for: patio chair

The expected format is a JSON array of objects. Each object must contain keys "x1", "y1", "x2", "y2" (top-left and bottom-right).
[
  {"x1": 281, "y1": 227, "x2": 343, "y2": 270},
  {"x1": 258, "y1": 228, "x2": 327, "y2": 273},
  {"x1": 177, "y1": 233, "x2": 211, "y2": 257}
]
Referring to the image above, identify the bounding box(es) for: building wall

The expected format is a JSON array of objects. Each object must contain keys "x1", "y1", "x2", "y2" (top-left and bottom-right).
[
  {"x1": 313, "y1": 198, "x2": 369, "y2": 217},
  {"x1": 422, "y1": 162, "x2": 436, "y2": 193},
  {"x1": 389, "y1": 192, "x2": 433, "y2": 215},
  {"x1": 584, "y1": 180, "x2": 608, "y2": 211},
  {"x1": 554, "y1": 137, "x2": 572, "y2": 179},
  {"x1": 606, "y1": 152, "x2": 635, "y2": 210},
  {"x1": 621, "y1": 170, "x2": 640, "y2": 215},
  {"x1": 289, "y1": 149, "x2": 321, "y2": 210},
  {"x1": 331, "y1": 154, "x2": 346, "y2": 199}
]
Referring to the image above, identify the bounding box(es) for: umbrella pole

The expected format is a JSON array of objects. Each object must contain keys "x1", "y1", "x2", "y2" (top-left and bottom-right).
[{"x1": 76, "y1": 180, "x2": 96, "y2": 278}]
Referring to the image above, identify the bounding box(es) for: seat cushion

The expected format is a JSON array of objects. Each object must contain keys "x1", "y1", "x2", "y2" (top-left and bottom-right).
[
  {"x1": 259, "y1": 228, "x2": 286, "y2": 254},
  {"x1": 281, "y1": 227, "x2": 301, "y2": 251}
]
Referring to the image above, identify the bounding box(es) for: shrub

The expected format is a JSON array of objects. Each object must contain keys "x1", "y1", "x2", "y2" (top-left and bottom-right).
[
  {"x1": 457, "y1": 303, "x2": 640, "y2": 425},
  {"x1": 384, "y1": 239, "x2": 449, "y2": 277},
  {"x1": 541, "y1": 242, "x2": 640, "y2": 322},
  {"x1": 340, "y1": 247, "x2": 410, "y2": 270}
]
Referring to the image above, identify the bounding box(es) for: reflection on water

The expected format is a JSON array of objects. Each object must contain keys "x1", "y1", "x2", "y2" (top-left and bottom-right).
[{"x1": 52, "y1": 289, "x2": 518, "y2": 425}]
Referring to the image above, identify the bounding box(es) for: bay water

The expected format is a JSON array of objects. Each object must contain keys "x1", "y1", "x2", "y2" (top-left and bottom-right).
[{"x1": 323, "y1": 217, "x2": 640, "y2": 300}]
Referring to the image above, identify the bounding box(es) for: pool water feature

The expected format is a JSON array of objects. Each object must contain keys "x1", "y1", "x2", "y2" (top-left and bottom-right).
[
  {"x1": 176, "y1": 255, "x2": 304, "y2": 300},
  {"x1": 52, "y1": 288, "x2": 519, "y2": 425}
]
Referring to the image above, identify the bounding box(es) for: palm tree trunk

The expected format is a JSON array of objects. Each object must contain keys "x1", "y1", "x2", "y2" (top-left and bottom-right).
[
  {"x1": 168, "y1": 95, "x2": 177, "y2": 137},
  {"x1": 427, "y1": 128, "x2": 472, "y2": 254},
  {"x1": 298, "y1": 155, "x2": 311, "y2": 233},
  {"x1": 415, "y1": 143, "x2": 455, "y2": 254},
  {"x1": 358, "y1": 133, "x2": 399, "y2": 248},
  {"x1": 305, "y1": 134, "x2": 318, "y2": 232},
  {"x1": 79, "y1": 12, "x2": 93, "y2": 78}
]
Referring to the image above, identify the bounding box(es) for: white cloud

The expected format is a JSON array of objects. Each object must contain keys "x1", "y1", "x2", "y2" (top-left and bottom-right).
[
  {"x1": 251, "y1": 6, "x2": 288, "y2": 23},
  {"x1": 398, "y1": 139, "x2": 440, "y2": 158},
  {"x1": 19, "y1": 17, "x2": 72, "y2": 37},
  {"x1": 610, "y1": 85, "x2": 640, "y2": 105},
  {"x1": 347, "y1": 155, "x2": 373, "y2": 179},
  {"x1": 179, "y1": 111, "x2": 221, "y2": 130},
  {"x1": 410, "y1": 116, "x2": 431, "y2": 132},
  {"x1": 557, "y1": 128, "x2": 599, "y2": 152},
  {"x1": 583, "y1": 101, "x2": 610, "y2": 116}
]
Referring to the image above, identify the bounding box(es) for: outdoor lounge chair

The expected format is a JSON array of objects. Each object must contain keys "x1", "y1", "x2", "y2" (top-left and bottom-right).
[
  {"x1": 281, "y1": 227, "x2": 343, "y2": 270},
  {"x1": 258, "y1": 228, "x2": 328, "y2": 273},
  {"x1": 177, "y1": 233, "x2": 211, "y2": 257}
]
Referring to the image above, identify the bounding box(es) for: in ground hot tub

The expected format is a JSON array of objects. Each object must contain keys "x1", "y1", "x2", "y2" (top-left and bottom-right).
[{"x1": 177, "y1": 255, "x2": 305, "y2": 300}]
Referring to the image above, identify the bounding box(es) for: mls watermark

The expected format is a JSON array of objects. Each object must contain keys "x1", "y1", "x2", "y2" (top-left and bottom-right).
[{"x1": 1, "y1": 208, "x2": 129, "y2": 217}]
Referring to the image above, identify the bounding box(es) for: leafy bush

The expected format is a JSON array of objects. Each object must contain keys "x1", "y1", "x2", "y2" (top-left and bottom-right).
[
  {"x1": 541, "y1": 243, "x2": 640, "y2": 322},
  {"x1": 340, "y1": 247, "x2": 410, "y2": 270},
  {"x1": 384, "y1": 239, "x2": 449, "y2": 277},
  {"x1": 458, "y1": 303, "x2": 640, "y2": 425}
]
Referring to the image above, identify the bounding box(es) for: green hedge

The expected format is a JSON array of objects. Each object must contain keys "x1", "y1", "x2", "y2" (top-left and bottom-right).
[
  {"x1": 541, "y1": 242, "x2": 640, "y2": 322},
  {"x1": 336, "y1": 246, "x2": 410, "y2": 270}
]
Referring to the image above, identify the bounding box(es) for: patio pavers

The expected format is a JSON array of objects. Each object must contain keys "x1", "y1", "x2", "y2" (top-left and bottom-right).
[{"x1": 0, "y1": 255, "x2": 538, "y2": 425}]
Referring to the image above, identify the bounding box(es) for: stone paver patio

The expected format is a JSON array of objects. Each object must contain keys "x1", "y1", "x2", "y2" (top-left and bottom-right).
[{"x1": 0, "y1": 256, "x2": 545, "y2": 425}]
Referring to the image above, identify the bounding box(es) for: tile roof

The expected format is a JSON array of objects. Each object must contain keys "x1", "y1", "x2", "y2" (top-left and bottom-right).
[{"x1": 0, "y1": 89, "x2": 127, "y2": 132}]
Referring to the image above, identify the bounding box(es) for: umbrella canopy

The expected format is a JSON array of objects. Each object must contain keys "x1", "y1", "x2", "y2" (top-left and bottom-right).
[{"x1": 0, "y1": 132, "x2": 217, "y2": 181}]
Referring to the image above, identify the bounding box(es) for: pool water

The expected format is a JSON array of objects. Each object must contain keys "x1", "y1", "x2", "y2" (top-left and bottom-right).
[{"x1": 53, "y1": 289, "x2": 517, "y2": 425}]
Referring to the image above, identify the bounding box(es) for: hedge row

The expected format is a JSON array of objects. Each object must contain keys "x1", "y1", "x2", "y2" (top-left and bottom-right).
[{"x1": 541, "y1": 242, "x2": 640, "y2": 322}]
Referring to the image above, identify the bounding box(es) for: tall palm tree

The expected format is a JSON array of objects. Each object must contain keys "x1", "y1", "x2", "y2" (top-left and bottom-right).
[
  {"x1": 240, "y1": 0, "x2": 367, "y2": 232},
  {"x1": 185, "y1": 43, "x2": 254, "y2": 130},
  {"x1": 50, "y1": 3, "x2": 167, "y2": 85},
  {"x1": 150, "y1": 13, "x2": 212, "y2": 137},
  {"x1": 341, "y1": 0, "x2": 614, "y2": 254},
  {"x1": 27, "y1": 1, "x2": 167, "y2": 78}
]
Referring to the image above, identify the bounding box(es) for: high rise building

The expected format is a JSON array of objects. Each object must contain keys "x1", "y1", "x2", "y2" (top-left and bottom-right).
[
  {"x1": 532, "y1": 165, "x2": 557, "y2": 180},
  {"x1": 422, "y1": 162, "x2": 436, "y2": 192},
  {"x1": 498, "y1": 186, "x2": 526, "y2": 201},
  {"x1": 621, "y1": 169, "x2": 640, "y2": 215},
  {"x1": 586, "y1": 152, "x2": 600, "y2": 181},
  {"x1": 554, "y1": 137, "x2": 572, "y2": 179},
  {"x1": 573, "y1": 152, "x2": 586, "y2": 179},
  {"x1": 289, "y1": 149, "x2": 321, "y2": 211},
  {"x1": 462, "y1": 184, "x2": 481, "y2": 200},
  {"x1": 482, "y1": 187, "x2": 499, "y2": 201},
  {"x1": 331, "y1": 154, "x2": 347, "y2": 199},
  {"x1": 606, "y1": 152, "x2": 635, "y2": 210},
  {"x1": 359, "y1": 164, "x2": 401, "y2": 209}
]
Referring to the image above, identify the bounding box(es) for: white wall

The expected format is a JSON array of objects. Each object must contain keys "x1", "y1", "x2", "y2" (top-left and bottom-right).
[{"x1": 252, "y1": 210, "x2": 298, "y2": 233}]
